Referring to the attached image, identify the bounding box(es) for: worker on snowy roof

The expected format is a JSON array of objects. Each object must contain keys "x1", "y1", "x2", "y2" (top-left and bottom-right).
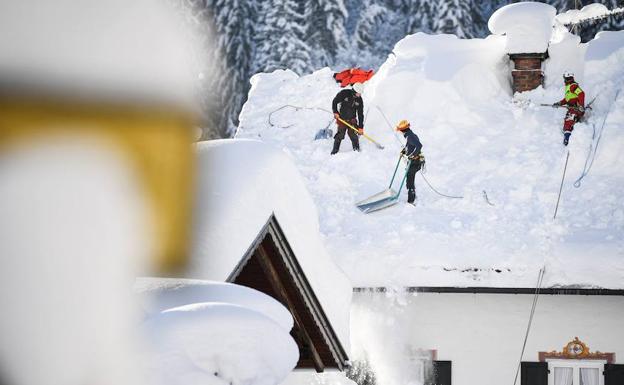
[
  {"x1": 331, "y1": 82, "x2": 364, "y2": 154},
  {"x1": 396, "y1": 120, "x2": 424, "y2": 205},
  {"x1": 552, "y1": 72, "x2": 586, "y2": 146}
]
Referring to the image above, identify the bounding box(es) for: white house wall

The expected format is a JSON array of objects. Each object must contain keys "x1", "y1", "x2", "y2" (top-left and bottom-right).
[{"x1": 351, "y1": 292, "x2": 624, "y2": 385}]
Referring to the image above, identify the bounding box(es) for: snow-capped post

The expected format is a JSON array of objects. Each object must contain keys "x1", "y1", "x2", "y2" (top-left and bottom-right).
[{"x1": 489, "y1": 2, "x2": 557, "y2": 93}]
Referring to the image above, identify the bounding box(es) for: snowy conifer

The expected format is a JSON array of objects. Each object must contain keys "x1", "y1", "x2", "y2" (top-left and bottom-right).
[
  {"x1": 206, "y1": 0, "x2": 255, "y2": 136},
  {"x1": 306, "y1": 0, "x2": 349, "y2": 68},
  {"x1": 431, "y1": 0, "x2": 481, "y2": 38},
  {"x1": 254, "y1": 0, "x2": 312, "y2": 75},
  {"x1": 354, "y1": 0, "x2": 388, "y2": 51},
  {"x1": 404, "y1": 0, "x2": 437, "y2": 33}
]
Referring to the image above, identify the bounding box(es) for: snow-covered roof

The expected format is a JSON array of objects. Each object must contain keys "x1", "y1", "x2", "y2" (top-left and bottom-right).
[
  {"x1": 488, "y1": 2, "x2": 556, "y2": 54},
  {"x1": 135, "y1": 277, "x2": 293, "y2": 330},
  {"x1": 555, "y1": 3, "x2": 614, "y2": 26},
  {"x1": 189, "y1": 139, "x2": 352, "y2": 351},
  {"x1": 236, "y1": 30, "x2": 624, "y2": 290},
  {"x1": 136, "y1": 278, "x2": 297, "y2": 385},
  {"x1": 585, "y1": 30, "x2": 624, "y2": 61},
  {"x1": 0, "y1": 0, "x2": 198, "y2": 110}
]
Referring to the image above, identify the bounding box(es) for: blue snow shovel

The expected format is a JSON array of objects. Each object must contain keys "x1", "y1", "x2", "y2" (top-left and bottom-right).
[{"x1": 356, "y1": 155, "x2": 411, "y2": 214}]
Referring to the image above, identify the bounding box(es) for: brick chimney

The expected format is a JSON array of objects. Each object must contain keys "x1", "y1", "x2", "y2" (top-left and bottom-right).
[{"x1": 509, "y1": 52, "x2": 548, "y2": 93}]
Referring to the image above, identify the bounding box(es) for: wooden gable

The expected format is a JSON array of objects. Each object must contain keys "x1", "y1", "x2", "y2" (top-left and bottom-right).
[{"x1": 227, "y1": 214, "x2": 349, "y2": 372}]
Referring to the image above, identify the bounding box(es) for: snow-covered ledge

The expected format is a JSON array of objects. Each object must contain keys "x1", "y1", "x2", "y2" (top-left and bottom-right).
[{"x1": 489, "y1": 2, "x2": 557, "y2": 93}]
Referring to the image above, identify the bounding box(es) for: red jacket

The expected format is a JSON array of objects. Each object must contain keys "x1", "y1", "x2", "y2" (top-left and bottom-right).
[
  {"x1": 560, "y1": 82, "x2": 585, "y2": 107},
  {"x1": 333, "y1": 68, "x2": 374, "y2": 87}
]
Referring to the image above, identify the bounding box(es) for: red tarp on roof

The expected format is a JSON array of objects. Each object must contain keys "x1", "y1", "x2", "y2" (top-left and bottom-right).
[{"x1": 333, "y1": 68, "x2": 374, "y2": 87}]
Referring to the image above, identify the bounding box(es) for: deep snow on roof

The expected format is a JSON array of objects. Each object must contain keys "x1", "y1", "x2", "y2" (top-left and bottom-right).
[
  {"x1": 236, "y1": 30, "x2": 624, "y2": 289},
  {"x1": 189, "y1": 139, "x2": 352, "y2": 349},
  {"x1": 555, "y1": 3, "x2": 621, "y2": 26},
  {"x1": 488, "y1": 2, "x2": 556, "y2": 54},
  {"x1": 137, "y1": 278, "x2": 298, "y2": 385}
]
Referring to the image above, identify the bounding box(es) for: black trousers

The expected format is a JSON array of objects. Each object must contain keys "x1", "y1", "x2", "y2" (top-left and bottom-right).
[
  {"x1": 406, "y1": 159, "x2": 422, "y2": 190},
  {"x1": 334, "y1": 119, "x2": 360, "y2": 150}
]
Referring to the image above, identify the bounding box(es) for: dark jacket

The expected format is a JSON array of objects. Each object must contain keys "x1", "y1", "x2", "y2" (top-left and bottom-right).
[
  {"x1": 332, "y1": 89, "x2": 364, "y2": 128},
  {"x1": 403, "y1": 128, "x2": 422, "y2": 158}
]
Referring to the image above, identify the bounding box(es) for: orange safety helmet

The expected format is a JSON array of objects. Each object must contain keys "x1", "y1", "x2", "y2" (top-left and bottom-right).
[{"x1": 396, "y1": 119, "x2": 411, "y2": 131}]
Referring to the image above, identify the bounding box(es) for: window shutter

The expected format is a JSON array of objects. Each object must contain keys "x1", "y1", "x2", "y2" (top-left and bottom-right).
[
  {"x1": 605, "y1": 364, "x2": 624, "y2": 385},
  {"x1": 521, "y1": 362, "x2": 548, "y2": 385},
  {"x1": 425, "y1": 360, "x2": 451, "y2": 385}
]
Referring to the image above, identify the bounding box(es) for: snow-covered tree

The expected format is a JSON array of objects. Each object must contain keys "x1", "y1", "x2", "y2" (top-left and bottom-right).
[
  {"x1": 346, "y1": 359, "x2": 377, "y2": 385},
  {"x1": 404, "y1": 0, "x2": 437, "y2": 33},
  {"x1": 306, "y1": 0, "x2": 349, "y2": 68},
  {"x1": 254, "y1": 0, "x2": 312, "y2": 75},
  {"x1": 432, "y1": 0, "x2": 482, "y2": 38},
  {"x1": 206, "y1": 0, "x2": 255, "y2": 136},
  {"x1": 354, "y1": 1, "x2": 388, "y2": 51}
]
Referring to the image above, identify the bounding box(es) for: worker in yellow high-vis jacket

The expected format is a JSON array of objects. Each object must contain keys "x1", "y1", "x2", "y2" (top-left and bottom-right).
[{"x1": 552, "y1": 72, "x2": 586, "y2": 146}]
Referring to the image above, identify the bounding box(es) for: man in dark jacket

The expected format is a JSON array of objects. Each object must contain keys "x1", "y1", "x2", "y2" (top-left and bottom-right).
[
  {"x1": 396, "y1": 120, "x2": 423, "y2": 204},
  {"x1": 331, "y1": 82, "x2": 364, "y2": 154}
]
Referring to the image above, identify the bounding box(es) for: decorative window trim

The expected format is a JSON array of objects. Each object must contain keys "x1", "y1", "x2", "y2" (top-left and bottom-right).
[{"x1": 539, "y1": 337, "x2": 615, "y2": 364}]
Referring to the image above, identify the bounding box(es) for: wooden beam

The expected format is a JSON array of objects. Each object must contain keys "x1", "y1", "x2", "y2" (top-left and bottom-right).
[{"x1": 255, "y1": 243, "x2": 326, "y2": 372}]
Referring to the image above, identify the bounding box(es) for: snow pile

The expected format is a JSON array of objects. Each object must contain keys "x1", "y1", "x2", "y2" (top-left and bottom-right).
[
  {"x1": 585, "y1": 30, "x2": 624, "y2": 61},
  {"x1": 488, "y1": 2, "x2": 556, "y2": 54},
  {"x1": 555, "y1": 3, "x2": 615, "y2": 26},
  {"x1": 543, "y1": 29, "x2": 585, "y2": 89},
  {"x1": 190, "y1": 139, "x2": 352, "y2": 349},
  {"x1": 137, "y1": 278, "x2": 298, "y2": 385},
  {"x1": 136, "y1": 278, "x2": 293, "y2": 330},
  {"x1": 237, "y1": 29, "x2": 624, "y2": 289}
]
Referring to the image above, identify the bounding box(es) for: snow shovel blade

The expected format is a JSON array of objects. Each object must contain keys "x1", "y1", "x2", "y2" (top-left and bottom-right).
[
  {"x1": 356, "y1": 188, "x2": 399, "y2": 213},
  {"x1": 314, "y1": 128, "x2": 333, "y2": 140}
]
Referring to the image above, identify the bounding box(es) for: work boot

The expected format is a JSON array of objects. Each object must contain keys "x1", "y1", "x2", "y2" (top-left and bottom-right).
[
  {"x1": 563, "y1": 132, "x2": 571, "y2": 146},
  {"x1": 330, "y1": 139, "x2": 341, "y2": 155},
  {"x1": 407, "y1": 189, "x2": 416, "y2": 204},
  {"x1": 353, "y1": 145, "x2": 360, "y2": 152}
]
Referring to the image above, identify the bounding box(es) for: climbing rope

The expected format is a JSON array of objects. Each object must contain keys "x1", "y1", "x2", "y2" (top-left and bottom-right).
[
  {"x1": 553, "y1": 150, "x2": 570, "y2": 220},
  {"x1": 573, "y1": 89, "x2": 620, "y2": 188},
  {"x1": 420, "y1": 173, "x2": 464, "y2": 199},
  {"x1": 268, "y1": 104, "x2": 333, "y2": 128},
  {"x1": 376, "y1": 104, "x2": 464, "y2": 199},
  {"x1": 483, "y1": 190, "x2": 495, "y2": 206},
  {"x1": 512, "y1": 266, "x2": 546, "y2": 385},
  {"x1": 375, "y1": 105, "x2": 404, "y2": 147}
]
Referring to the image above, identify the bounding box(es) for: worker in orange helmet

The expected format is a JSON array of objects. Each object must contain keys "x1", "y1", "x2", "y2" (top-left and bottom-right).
[{"x1": 396, "y1": 120, "x2": 424, "y2": 205}]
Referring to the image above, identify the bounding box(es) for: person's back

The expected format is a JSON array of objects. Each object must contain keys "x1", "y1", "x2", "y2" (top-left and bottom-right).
[
  {"x1": 332, "y1": 89, "x2": 362, "y2": 121},
  {"x1": 330, "y1": 84, "x2": 364, "y2": 154},
  {"x1": 396, "y1": 120, "x2": 423, "y2": 204}
]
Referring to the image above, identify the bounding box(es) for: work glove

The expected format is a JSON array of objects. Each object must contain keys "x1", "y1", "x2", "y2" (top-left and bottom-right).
[
  {"x1": 334, "y1": 113, "x2": 340, "y2": 120},
  {"x1": 400, "y1": 148, "x2": 406, "y2": 156},
  {"x1": 552, "y1": 102, "x2": 562, "y2": 107},
  {"x1": 577, "y1": 105, "x2": 585, "y2": 113},
  {"x1": 357, "y1": 127, "x2": 364, "y2": 135}
]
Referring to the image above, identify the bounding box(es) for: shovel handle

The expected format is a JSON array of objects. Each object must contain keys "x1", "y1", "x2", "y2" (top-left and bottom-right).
[{"x1": 337, "y1": 116, "x2": 384, "y2": 149}]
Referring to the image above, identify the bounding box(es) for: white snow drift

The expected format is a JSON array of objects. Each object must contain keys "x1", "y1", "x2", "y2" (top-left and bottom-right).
[
  {"x1": 488, "y1": 2, "x2": 557, "y2": 54},
  {"x1": 137, "y1": 278, "x2": 298, "y2": 385}
]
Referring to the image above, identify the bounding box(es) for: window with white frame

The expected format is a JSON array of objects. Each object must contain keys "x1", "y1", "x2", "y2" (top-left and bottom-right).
[{"x1": 547, "y1": 359, "x2": 606, "y2": 385}]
